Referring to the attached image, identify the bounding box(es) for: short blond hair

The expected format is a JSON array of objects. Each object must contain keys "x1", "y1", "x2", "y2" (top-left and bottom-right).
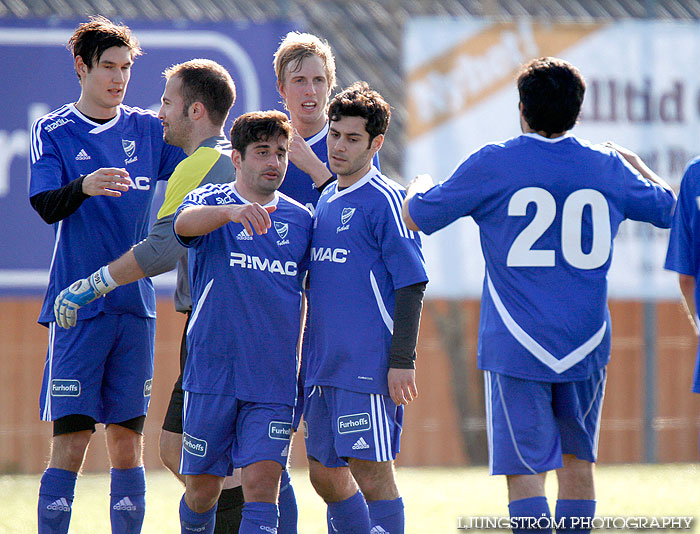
[{"x1": 273, "y1": 31, "x2": 336, "y2": 91}]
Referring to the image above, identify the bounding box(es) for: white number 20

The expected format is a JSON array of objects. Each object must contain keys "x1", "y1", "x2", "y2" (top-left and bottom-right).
[{"x1": 506, "y1": 187, "x2": 611, "y2": 270}]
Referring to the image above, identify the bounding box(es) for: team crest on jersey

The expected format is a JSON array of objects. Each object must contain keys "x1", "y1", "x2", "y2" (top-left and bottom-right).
[
  {"x1": 337, "y1": 207, "x2": 356, "y2": 233},
  {"x1": 274, "y1": 221, "x2": 290, "y2": 246},
  {"x1": 122, "y1": 139, "x2": 138, "y2": 164}
]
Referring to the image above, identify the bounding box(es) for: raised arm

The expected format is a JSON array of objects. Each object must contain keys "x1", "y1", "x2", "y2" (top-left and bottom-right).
[{"x1": 175, "y1": 203, "x2": 276, "y2": 238}]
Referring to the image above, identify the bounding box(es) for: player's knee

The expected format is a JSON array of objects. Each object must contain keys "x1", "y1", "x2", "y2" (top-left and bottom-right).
[
  {"x1": 186, "y1": 475, "x2": 224, "y2": 513},
  {"x1": 308, "y1": 457, "x2": 356, "y2": 502},
  {"x1": 105, "y1": 422, "x2": 143, "y2": 468},
  {"x1": 48, "y1": 427, "x2": 93, "y2": 471},
  {"x1": 241, "y1": 461, "x2": 282, "y2": 503},
  {"x1": 348, "y1": 459, "x2": 398, "y2": 501}
]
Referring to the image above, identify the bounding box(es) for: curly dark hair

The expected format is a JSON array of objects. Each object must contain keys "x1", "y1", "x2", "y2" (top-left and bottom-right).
[
  {"x1": 328, "y1": 81, "x2": 390, "y2": 146},
  {"x1": 230, "y1": 110, "x2": 293, "y2": 159},
  {"x1": 517, "y1": 57, "x2": 585, "y2": 135}
]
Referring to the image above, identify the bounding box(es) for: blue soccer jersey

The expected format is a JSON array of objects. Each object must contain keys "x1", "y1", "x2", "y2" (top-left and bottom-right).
[
  {"x1": 29, "y1": 103, "x2": 184, "y2": 324},
  {"x1": 664, "y1": 157, "x2": 700, "y2": 393},
  {"x1": 409, "y1": 133, "x2": 675, "y2": 382},
  {"x1": 174, "y1": 183, "x2": 312, "y2": 405},
  {"x1": 306, "y1": 166, "x2": 428, "y2": 396}
]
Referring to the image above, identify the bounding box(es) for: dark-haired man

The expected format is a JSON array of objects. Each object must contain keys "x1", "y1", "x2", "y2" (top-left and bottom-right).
[
  {"x1": 29, "y1": 16, "x2": 184, "y2": 534},
  {"x1": 403, "y1": 57, "x2": 675, "y2": 533},
  {"x1": 173, "y1": 110, "x2": 311, "y2": 534},
  {"x1": 304, "y1": 82, "x2": 427, "y2": 534}
]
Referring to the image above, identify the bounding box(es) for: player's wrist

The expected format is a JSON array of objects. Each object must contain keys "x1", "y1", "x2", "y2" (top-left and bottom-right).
[{"x1": 89, "y1": 265, "x2": 119, "y2": 296}]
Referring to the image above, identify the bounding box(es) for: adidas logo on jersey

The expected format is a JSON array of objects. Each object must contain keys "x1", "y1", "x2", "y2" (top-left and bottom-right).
[
  {"x1": 46, "y1": 497, "x2": 71, "y2": 512},
  {"x1": 75, "y1": 149, "x2": 91, "y2": 161},
  {"x1": 280, "y1": 444, "x2": 289, "y2": 457},
  {"x1": 370, "y1": 527, "x2": 388, "y2": 534},
  {"x1": 352, "y1": 437, "x2": 370, "y2": 450},
  {"x1": 236, "y1": 229, "x2": 253, "y2": 241},
  {"x1": 112, "y1": 496, "x2": 137, "y2": 511}
]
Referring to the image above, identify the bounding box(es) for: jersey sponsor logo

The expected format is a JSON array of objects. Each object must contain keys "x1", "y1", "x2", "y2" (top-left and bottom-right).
[
  {"x1": 229, "y1": 252, "x2": 298, "y2": 276},
  {"x1": 268, "y1": 421, "x2": 292, "y2": 441},
  {"x1": 143, "y1": 379, "x2": 152, "y2": 397},
  {"x1": 122, "y1": 139, "x2": 138, "y2": 165},
  {"x1": 236, "y1": 229, "x2": 253, "y2": 241},
  {"x1": 50, "y1": 379, "x2": 80, "y2": 397},
  {"x1": 183, "y1": 432, "x2": 207, "y2": 457},
  {"x1": 274, "y1": 221, "x2": 290, "y2": 245},
  {"x1": 75, "y1": 149, "x2": 91, "y2": 161},
  {"x1": 310, "y1": 247, "x2": 348, "y2": 264},
  {"x1": 337, "y1": 413, "x2": 371, "y2": 434},
  {"x1": 125, "y1": 176, "x2": 151, "y2": 191},
  {"x1": 337, "y1": 207, "x2": 356, "y2": 233},
  {"x1": 44, "y1": 118, "x2": 74, "y2": 132}
]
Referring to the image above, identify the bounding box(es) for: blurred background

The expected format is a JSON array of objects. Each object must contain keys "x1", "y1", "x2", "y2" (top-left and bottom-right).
[{"x1": 1, "y1": 0, "x2": 700, "y2": 475}]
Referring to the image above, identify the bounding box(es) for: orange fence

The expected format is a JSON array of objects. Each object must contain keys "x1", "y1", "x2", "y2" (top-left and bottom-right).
[{"x1": 1, "y1": 298, "x2": 698, "y2": 474}]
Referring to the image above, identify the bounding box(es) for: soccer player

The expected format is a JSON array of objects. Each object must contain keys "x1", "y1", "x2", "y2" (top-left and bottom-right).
[
  {"x1": 304, "y1": 82, "x2": 428, "y2": 534},
  {"x1": 29, "y1": 16, "x2": 184, "y2": 534},
  {"x1": 173, "y1": 110, "x2": 312, "y2": 534},
  {"x1": 402, "y1": 57, "x2": 676, "y2": 533},
  {"x1": 664, "y1": 157, "x2": 700, "y2": 452}
]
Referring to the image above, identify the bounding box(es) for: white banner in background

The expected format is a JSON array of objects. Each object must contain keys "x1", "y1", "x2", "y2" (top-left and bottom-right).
[{"x1": 404, "y1": 19, "x2": 700, "y2": 300}]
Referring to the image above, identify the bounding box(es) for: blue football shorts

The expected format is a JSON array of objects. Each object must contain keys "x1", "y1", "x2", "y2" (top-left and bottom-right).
[
  {"x1": 180, "y1": 391, "x2": 293, "y2": 477},
  {"x1": 484, "y1": 368, "x2": 607, "y2": 475},
  {"x1": 39, "y1": 313, "x2": 155, "y2": 424},
  {"x1": 303, "y1": 385, "x2": 403, "y2": 468}
]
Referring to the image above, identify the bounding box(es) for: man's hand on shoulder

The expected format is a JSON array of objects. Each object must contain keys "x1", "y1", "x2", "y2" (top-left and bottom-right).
[
  {"x1": 228, "y1": 203, "x2": 277, "y2": 236},
  {"x1": 388, "y1": 368, "x2": 418, "y2": 406},
  {"x1": 82, "y1": 168, "x2": 131, "y2": 197}
]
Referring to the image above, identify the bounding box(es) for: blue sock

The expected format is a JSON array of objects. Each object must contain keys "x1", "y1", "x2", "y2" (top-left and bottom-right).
[
  {"x1": 240, "y1": 502, "x2": 278, "y2": 534},
  {"x1": 278, "y1": 470, "x2": 298, "y2": 534},
  {"x1": 368, "y1": 497, "x2": 404, "y2": 534},
  {"x1": 38, "y1": 468, "x2": 77, "y2": 534},
  {"x1": 327, "y1": 508, "x2": 334, "y2": 533},
  {"x1": 180, "y1": 495, "x2": 217, "y2": 534},
  {"x1": 110, "y1": 466, "x2": 146, "y2": 534},
  {"x1": 327, "y1": 491, "x2": 370, "y2": 533},
  {"x1": 555, "y1": 499, "x2": 596, "y2": 534},
  {"x1": 509, "y1": 496, "x2": 551, "y2": 534}
]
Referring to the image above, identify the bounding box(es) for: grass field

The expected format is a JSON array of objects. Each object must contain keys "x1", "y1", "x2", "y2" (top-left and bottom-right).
[{"x1": 1, "y1": 464, "x2": 698, "y2": 533}]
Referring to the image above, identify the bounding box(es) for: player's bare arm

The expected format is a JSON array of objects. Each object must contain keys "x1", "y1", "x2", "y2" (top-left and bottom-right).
[
  {"x1": 289, "y1": 130, "x2": 333, "y2": 187},
  {"x1": 678, "y1": 274, "x2": 699, "y2": 336},
  {"x1": 388, "y1": 368, "x2": 418, "y2": 406},
  {"x1": 175, "y1": 203, "x2": 276, "y2": 238},
  {"x1": 81, "y1": 167, "x2": 131, "y2": 197},
  {"x1": 402, "y1": 173, "x2": 434, "y2": 231},
  {"x1": 603, "y1": 141, "x2": 674, "y2": 193}
]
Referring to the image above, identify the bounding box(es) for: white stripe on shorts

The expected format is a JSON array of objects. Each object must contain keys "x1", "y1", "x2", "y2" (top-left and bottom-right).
[
  {"x1": 42, "y1": 323, "x2": 56, "y2": 421},
  {"x1": 484, "y1": 371, "x2": 494, "y2": 474},
  {"x1": 495, "y1": 373, "x2": 537, "y2": 475}
]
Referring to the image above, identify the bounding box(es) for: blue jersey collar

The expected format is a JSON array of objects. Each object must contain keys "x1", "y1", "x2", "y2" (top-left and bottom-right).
[{"x1": 327, "y1": 165, "x2": 380, "y2": 203}]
